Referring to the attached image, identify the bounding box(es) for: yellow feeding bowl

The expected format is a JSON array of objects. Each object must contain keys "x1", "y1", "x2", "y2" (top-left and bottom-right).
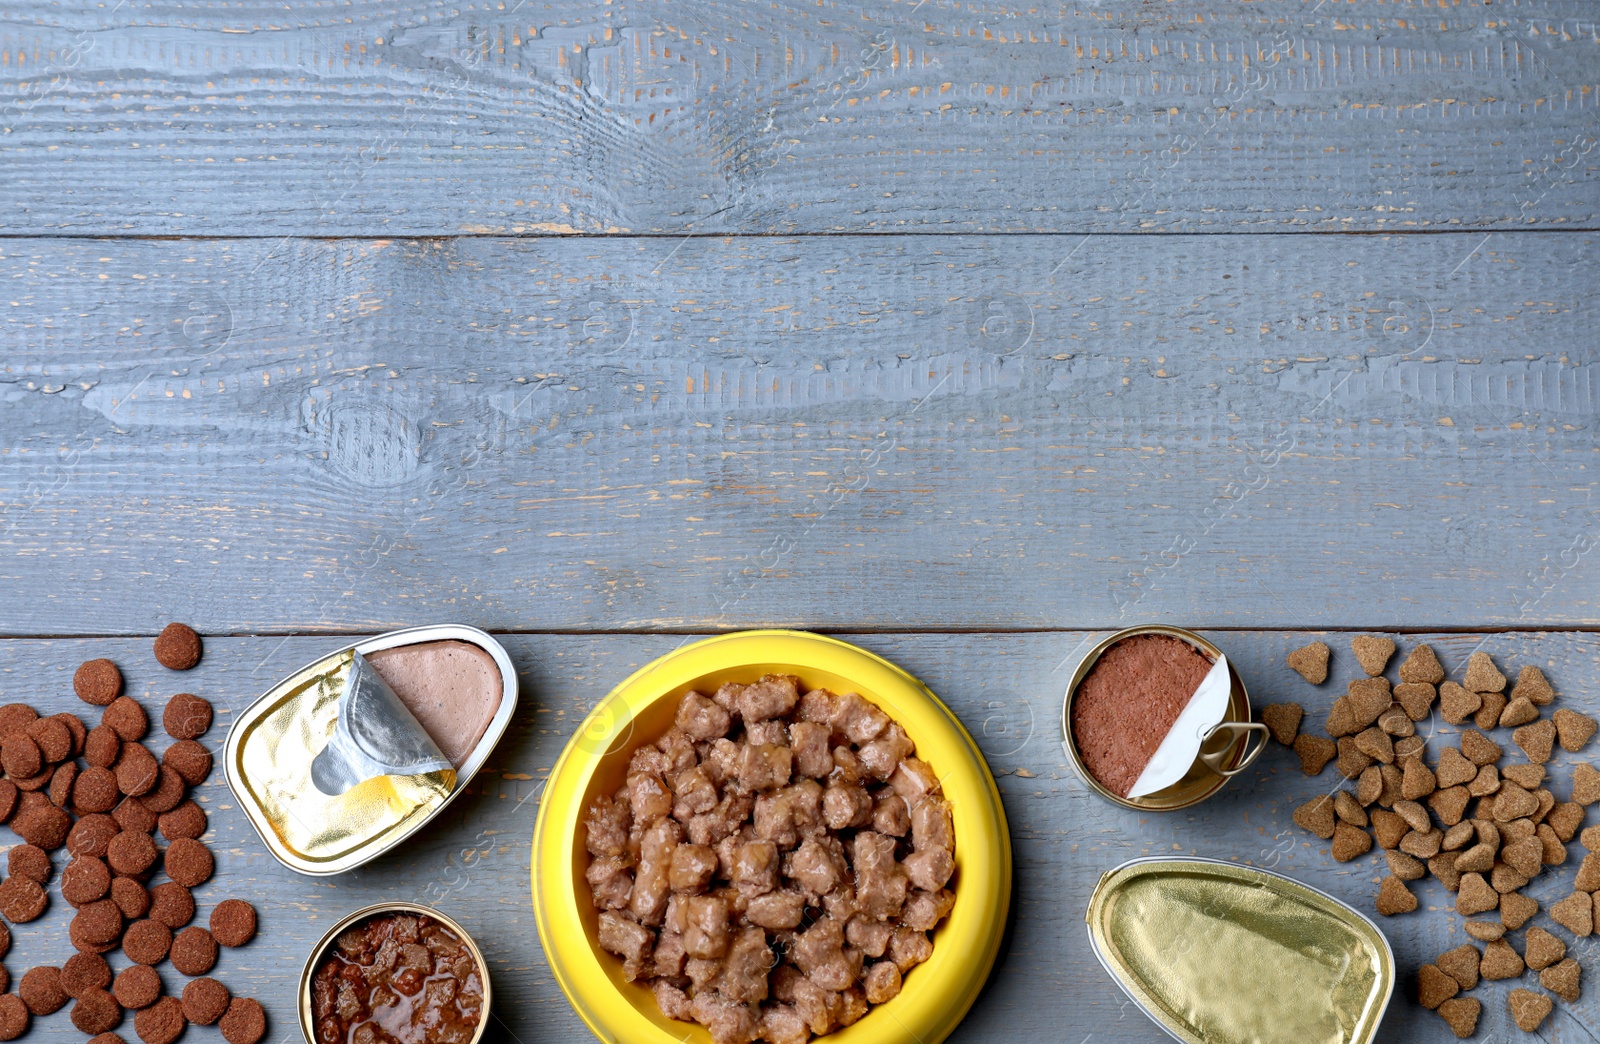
[{"x1": 533, "y1": 630, "x2": 1012, "y2": 1044}]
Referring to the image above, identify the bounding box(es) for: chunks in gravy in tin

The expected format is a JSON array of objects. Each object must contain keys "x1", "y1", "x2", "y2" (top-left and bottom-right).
[
  {"x1": 585, "y1": 675, "x2": 957, "y2": 1044},
  {"x1": 310, "y1": 912, "x2": 485, "y2": 1044}
]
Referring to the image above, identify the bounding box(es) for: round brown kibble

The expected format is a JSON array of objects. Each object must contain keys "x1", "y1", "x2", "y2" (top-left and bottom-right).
[
  {"x1": 71, "y1": 987, "x2": 122, "y2": 1034},
  {"x1": 163, "y1": 837, "x2": 213, "y2": 888},
  {"x1": 218, "y1": 997, "x2": 264, "y2": 1044},
  {"x1": 107, "y1": 830, "x2": 158, "y2": 876},
  {"x1": 1, "y1": 735, "x2": 42, "y2": 779},
  {"x1": 70, "y1": 899, "x2": 124, "y2": 948},
  {"x1": 162, "y1": 694, "x2": 212, "y2": 741},
  {"x1": 74, "y1": 767, "x2": 121, "y2": 814},
  {"x1": 0, "y1": 921, "x2": 11, "y2": 960},
  {"x1": 148, "y1": 883, "x2": 193, "y2": 929},
  {"x1": 116, "y1": 744, "x2": 160, "y2": 797},
  {"x1": 158, "y1": 801, "x2": 206, "y2": 843},
  {"x1": 18, "y1": 966, "x2": 67, "y2": 1015},
  {"x1": 113, "y1": 796, "x2": 159, "y2": 835},
  {"x1": 0, "y1": 876, "x2": 47, "y2": 923},
  {"x1": 0, "y1": 780, "x2": 18, "y2": 824},
  {"x1": 0, "y1": 994, "x2": 27, "y2": 1041},
  {"x1": 169, "y1": 926, "x2": 217, "y2": 976},
  {"x1": 103, "y1": 697, "x2": 148, "y2": 743},
  {"x1": 209, "y1": 899, "x2": 257, "y2": 948},
  {"x1": 113, "y1": 963, "x2": 161, "y2": 1009},
  {"x1": 7, "y1": 844, "x2": 51, "y2": 885},
  {"x1": 14, "y1": 803, "x2": 71, "y2": 849},
  {"x1": 0, "y1": 875, "x2": 47, "y2": 923},
  {"x1": 62, "y1": 856, "x2": 112, "y2": 906},
  {"x1": 135, "y1": 995, "x2": 186, "y2": 1044},
  {"x1": 154, "y1": 625, "x2": 202, "y2": 671},
  {"x1": 49, "y1": 761, "x2": 79, "y2": 808},
  {"x1": 0, "y1": 705, "x2": 36, "y2": 741},
  {"x1": 75, "y1": 660, "x2": 123, "y2": 706},
  {"x1": 61, "y1": 952, "x2": 112, "y2": 999},
  {"x1": 89, "y1": 1035, "x2": 127, "y2": 1044},
  {"x1": 161, "y1": 741, "x2": 211, "y2": 787},
  {"x1": 68, "y1": 814, "x2": 120, "y2": 859},
  {"x1": 11, "y1": 768, "x2": 50, "y2": 793},
  {"x1": 180, "y1": 977, "x2": 229, "y2": 1026},
  {"x1": 84, "y1": 725, "x2": 121, "y2": 768},
  {"x1": 25, "y1": 715, "x2": 72, "y2": 763},
  {"x1": 56, "y1": 713, "x2": 87, "y2": 757},
  {"x1": 137, "y1": 767, "x2": 185, "y2": 815},
  {"x1": 122, "y1": 919, "x2": 172, "y2": 966},
  {"x1": 111, "y1": 877, "x2": 151, "y2": 920}
]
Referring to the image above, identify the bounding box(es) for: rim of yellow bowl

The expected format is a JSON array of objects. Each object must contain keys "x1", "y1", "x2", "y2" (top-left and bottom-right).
[{"x1": 532, "y1": 630, "x2": 1013, "y2": 1044}]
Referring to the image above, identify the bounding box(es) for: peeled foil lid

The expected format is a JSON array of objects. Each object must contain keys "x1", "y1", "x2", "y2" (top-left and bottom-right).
[
  {"x1": 1126, "y1": 653, "x2": 1231, "y2": 799},
  {"x1": 310, "y1": 651, "x2": 454, "y2": 796}
]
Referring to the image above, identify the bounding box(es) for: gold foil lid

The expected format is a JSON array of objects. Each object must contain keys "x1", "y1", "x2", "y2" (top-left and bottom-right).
[
  {"x1": 1086, "y1": 858, "x2": 1394, "y2": 1044},
  {"x1": 234, "y1": 649, "x2": 455, "y2": 868}
]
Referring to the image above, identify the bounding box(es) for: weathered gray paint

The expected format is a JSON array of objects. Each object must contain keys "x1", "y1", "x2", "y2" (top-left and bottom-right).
[
  {"x1": 2, "y1": 233, "x2": 1597, "y2": 636},
  {"x1": 0, "y1": 631, "x2": 1590, "y2": 1043},
  {"x1": 4, "y1": 2, "x2": 1599, "y2": 1039},
  {"x1": 1, "y1": 1, "x2": 1597, "y2": 234}
]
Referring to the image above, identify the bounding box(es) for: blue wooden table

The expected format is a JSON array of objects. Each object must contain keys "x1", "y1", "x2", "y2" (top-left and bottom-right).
[{"x1": 2, "y1": 3, "x2": 1597, "y2": 1041}]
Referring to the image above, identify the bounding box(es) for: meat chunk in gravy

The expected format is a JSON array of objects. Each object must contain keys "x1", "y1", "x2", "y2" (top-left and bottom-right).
[{"x1": 585, "y1": 676, "x2": 956, "y2": 1044}]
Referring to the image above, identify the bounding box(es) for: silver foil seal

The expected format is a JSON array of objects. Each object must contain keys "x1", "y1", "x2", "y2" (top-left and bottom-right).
[{"x1": 310, "y1": 651, "x2": 454, "y2": 796}]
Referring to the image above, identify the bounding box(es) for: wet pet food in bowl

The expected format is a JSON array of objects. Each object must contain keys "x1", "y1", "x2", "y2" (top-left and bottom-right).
[{"x1": 585, "y1": 675, "x2": 956, "y2": 1044}]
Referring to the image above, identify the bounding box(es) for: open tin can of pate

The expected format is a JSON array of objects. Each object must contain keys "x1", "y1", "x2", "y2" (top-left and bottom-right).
[
  {"x1": 1062, "y1": 625, "x2": 1267, "y2": 811},
  {"x1": 298, "y1": 901, "x2": 491, "y2": 1044},
  {"x1": 224, "y1": 624, "x2": 518, "y2": 875},
  {"x1": 1086, "y1": 857, "x2": 1395, "y2": 1044}
]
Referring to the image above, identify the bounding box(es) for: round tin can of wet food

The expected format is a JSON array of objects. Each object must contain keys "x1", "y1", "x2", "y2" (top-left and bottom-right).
[
  {"x1": 298, "y1": 901, "x2": 491, "y2": 1044},
  {"x1": 1062, "y1": 625, "x2": 1267, "y2": 811}
]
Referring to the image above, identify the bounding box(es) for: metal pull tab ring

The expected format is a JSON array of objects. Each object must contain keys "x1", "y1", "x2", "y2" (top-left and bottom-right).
[{"x1": 1196, "y1": 720, "x2": 1270, "y2": 779}]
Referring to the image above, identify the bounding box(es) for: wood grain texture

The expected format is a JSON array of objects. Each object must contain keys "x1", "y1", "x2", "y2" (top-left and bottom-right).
[
  {"x1": 3, "y1": 232, "x2": 1597, "y2": 635},
  {"x1": 1, "y1": 1, "x2": 1597, "y2": 235},
  {"x1": 0, "y1": 630, "x2": 1592, "y2": 1043}
]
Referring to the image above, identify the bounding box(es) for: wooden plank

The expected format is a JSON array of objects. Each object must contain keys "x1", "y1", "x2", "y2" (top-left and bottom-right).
[
  {"x1": 1, "y1": 1, "x2": 1596, "y2": 235},
  {"x1": 0, "y1": 629, "x2": 1592, "y2": 1042},
  {"x1": 3, "y1": 232, "x2": 1597, "y2": 635}
]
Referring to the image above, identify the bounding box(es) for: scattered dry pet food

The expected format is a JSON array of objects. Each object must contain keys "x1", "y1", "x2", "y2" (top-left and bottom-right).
[
  {"x1": 1554, "y1": 708, "x2": 1597, "y2": 753},
  {"x1": 73, "y1": 661, "x2": 122, "y2": 707},
  {"x1": 1286, "y1": 642, "x2": 1329, "y2": 685},
  {"x1": 1507, "y1": 988, "x2": 1552, "y2": 1033},
  {"x1": 1463, "y1": 652, "x2": 1507, "y2": 694},
  {"x1": 1417, "y1": 963, "x2": 1459, "y2": 1009},
  {"x1": 1480, "y1": 939, "x2": 1524, "y2": 980},
  {"x1": 1541, "y1": 958, "x2": 1582, "y2": 1004},
  {"x1": 1436, "y1": 996, "x2": 1480, "y2": 1039},
  {"x1": 1260, "y1": 703, "x2": 1302, "y2": 746},
  {"x1": 210, "y1": 899, "x2": 257, "y2": 948},
  {"x1": 1376, "y1": 875, "x2": 1418, "y2": 915},
  {"x1": 1515, "y1": 719, "x2": 1558, "y2": 764},
  {"x1": 153, "y1": 623, "x2": 203, "y2": 671},
  {"x1": 1437, "y1": 945, "x2": 1481, "y2": 991},
  {"x1": 162, "y1": 693, "x2": 212, "y2": 740},
  {"x1": 218, "y1": 997, "x2": 266, "y2": 1044},
  {"x1": 1293, "y1": 734, "x2": 1336, "y2": 775},
  {"x1": 1399, "y1": 644, "x2": 1446, "y2": 685},
  {"x1": 182, "y1": 977, "x2": 230, "y2": 1026},
  {"x1": 1511, "y1": 665, "x2": 1556, "y2": 706},
  {"x1": 1351, "y1": 635, "x2": 1395, "y2": 677},
  {"x1": 133, "y1": 995, "x2": 187, "y2": 1044}
]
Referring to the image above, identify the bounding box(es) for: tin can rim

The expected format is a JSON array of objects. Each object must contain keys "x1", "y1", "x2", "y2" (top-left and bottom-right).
[
  {"x1": 1060, "y1": 625, "x2": 1253, "y2": 811},
  {"x1": 296, "y1": 900, "x2": 492, "y2": 1044}
]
